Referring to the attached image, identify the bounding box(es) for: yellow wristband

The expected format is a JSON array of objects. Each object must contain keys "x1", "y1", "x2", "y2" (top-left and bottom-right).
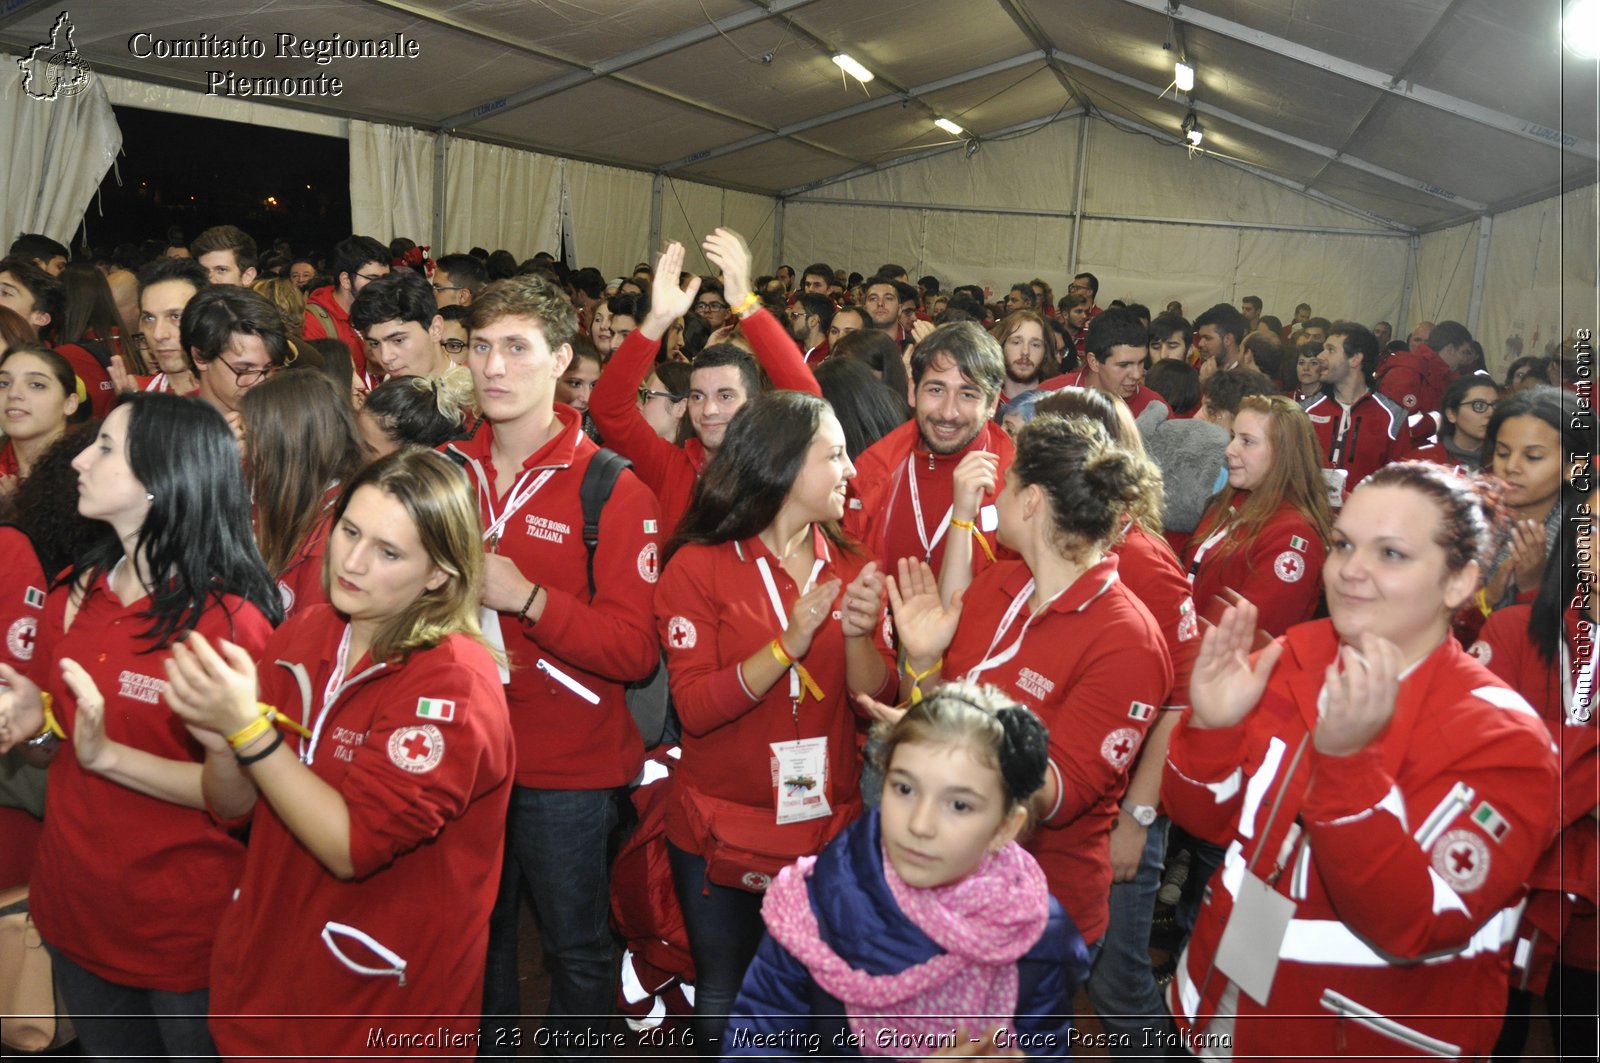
[
  {"x1": 1475, "y1": 588, "x2": 1493, "y2": 618},
  {"x1": 39, "y1": 691, "x2": 66, "y2": 741},
  {"x1": 902, "y1": 657, "x2": 944, "y2": 706},
  {"x1": 949, "y1": 517, "x2": 997, "y2": 563},
  {"x1": 227, "y1": 713, "x2": 274, "y2": 750},
  {"x1": 770, "y1": 638, "x2": 824, "y2": 704},
  {"x1": 733, "y1": 291, "x2": 761, "y2": 318}
]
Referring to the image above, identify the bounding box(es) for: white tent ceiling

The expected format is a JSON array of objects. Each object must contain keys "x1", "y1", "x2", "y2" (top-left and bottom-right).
[{"x1": 2, "y1": 0, "x2": 1594, "y2": 233}]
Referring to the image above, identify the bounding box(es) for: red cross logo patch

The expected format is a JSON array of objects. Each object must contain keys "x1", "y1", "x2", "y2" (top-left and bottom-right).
[
  {"x1": 637, "y1": 543, "x2": 659, "y2": 584},
  {"x1": 1431, "y1": 828, "x2": 1489, "y2": 892},
  {"x1": 1100, "y1": 726, "x2": 1140, "y2": 769},
  {"x1": 6, "y1": 616, "x2": 36, "y2": 661},
  {"x1": 388, "y1": 724, "x2": 445, "y2": 774},
  {"x1": 666, "y1": 616, "x2": 697, "y2": 650},
  {"x1": 1273, "y1": 550, "x2": 1306, "y2": 583}
]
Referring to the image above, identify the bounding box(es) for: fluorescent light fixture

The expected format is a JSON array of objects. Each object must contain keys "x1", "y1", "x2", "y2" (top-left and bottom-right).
[
  {"x1": 1566, "y1": 0, "x2": 1600, "y2": 58},
  {"x1": 934, "y1": 117, "x2": 964, "y2": 135},
  {"x1": 1186, "y1": 126, "x2": 1204, "y2": 146},
  {"x1": 832, "y1": 53, "x2": 875, "y2": 82},
  {"x1": 1174, "y1": 60, "x2": 1195, "y2": 92},
  {"x1": 1181, "y1": 110, "x2": 1203, "y2": 146}
]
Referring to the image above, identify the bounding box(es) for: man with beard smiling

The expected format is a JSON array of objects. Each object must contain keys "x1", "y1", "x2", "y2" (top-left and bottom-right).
[{"x1": 846, "y1": 322, "x2": 1013, "y2": 577}]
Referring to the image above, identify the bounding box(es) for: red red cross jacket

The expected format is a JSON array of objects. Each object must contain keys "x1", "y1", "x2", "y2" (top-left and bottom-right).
[
  {"x1": 302, "y1": 285, "x2": 373, "y2": 389},
  {"x1": 445, "y1": 405, "x2": 661, "y2": 790},
  {"x1": 209, "y1": 605, "x2": 514, "y2": 1058},
  {"x1": 1376, "y1": 342, "x2": 1454, "y2": 414},
  {"x1": 1300, "y1": 389, "x2": 1413, "y2": 504},
  {"x1": 26, "y1": 577, "x2": 272, "y2": 991},
  {"x1": 1037, "y1": 369, "x2": 1171, "y2": 419},
  {"x1": 1163, "y1": 621, "x2": 1561, "y2": 1059},
  {"x1": 1183, "y1": 493, "x2": 1327, "y2": 638},
  {"x1": 1113, "y1": 522, "x2": 1200, "y2": 712},
  {"x1": 1472, "y1": 607, "x2": 1599, "y2": 984},
  {"x1": 587, "y1": 308, "x2": 820, "y2": 535},
  {"x1": 845, "y1": 419, "x2": 1014, "y2": 576},
  {"x1": 654, "y1": 528, "x2": 896, "y2": 862},
  {"x1": 944, "y1": 555, "x2": 1172, "y2": 942}
]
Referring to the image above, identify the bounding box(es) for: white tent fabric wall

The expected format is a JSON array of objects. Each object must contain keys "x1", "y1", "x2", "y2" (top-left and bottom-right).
[
  {"x1": 348, "y1": 120, "x2": 433, "y2": 246},
  {"x1": 1411, "y1": 221, "x2": 1478, "y2": 335},
  {"x1": 443, "y1": 138, "x2": 562, "y2": 261},
  {"x1": 99, "y1": 71, "x2": 346, "y2": 138},
  {"x1": 659, "y1": 179, "x2": 778, "y2": 279},
  {"x1": 1475, "y1": 187, "x2": 1598, "y2": 376},
  {"x1": 1, "y1": 74, "x2": 122, "y2": 246},
  {"x1": 783, "y1": 114, "x2": 1414, "y2": 325},
  {"x1": 564, "y1": 158, "x2": 653, "y2": 279}
]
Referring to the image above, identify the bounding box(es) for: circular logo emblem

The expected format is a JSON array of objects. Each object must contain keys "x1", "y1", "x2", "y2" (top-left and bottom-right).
[
  {"x1": 388, "y1": 724, "x2": 445, "y2": 774},
  {"x1": 6, "y1": 616, "x2": 37, "y2": 661},
  {"x1": 1431, "y1": 828, "x2": 1490, "y2": 893},
  {"x1": 1100, "y1": 727, "x2": 1140, "y2": 769},
  {"x1": 741, "y1": 871, "x2": 772, "y2": 892},
  {"x1": 637, "y1": 543, "x2": 659, "y2": 583},
  {"x1": 882, "y1": 611, "x2": 895, "y2": 647},
  {"x1": 1273, "y1": 550, "x2": 1306, "y2": 583},
  {"x1": 48, "y1": 52, "x2": 93, "y2": 99},
  {"x1": 1402, "y1": 393, "x2": 1418, "y2": 409},
  {"x1": 1177, "y1": 601, "x2": 1199, "y2": 643},
  {"x1": 277, "y1": 579, "x2": 295, "y2": 614},
  {"x1": 1466, "y1": 640, "x2": 1492, "y2": 664},
  {"x1": 666, "y1": 616, "x2": 697, "y2": 650}
]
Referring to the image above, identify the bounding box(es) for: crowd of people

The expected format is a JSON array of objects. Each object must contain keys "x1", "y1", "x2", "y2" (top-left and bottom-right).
[{"x1": 0, "y1": 222, "x2": 1592, "y2": 1061}]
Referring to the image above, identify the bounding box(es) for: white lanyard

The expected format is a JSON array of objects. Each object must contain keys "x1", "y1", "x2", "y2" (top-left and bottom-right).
[
  {"x1": 1331, "y1": 401, "x2": 1354, "y2": 465},
  {"x1": 1187, "y1": 518, "x2": 1234, "y2": 582},
  {"x1": 479, "y1": 467, "x2": 556, "y2": 546},
  {"x1": 1560, "y1": 621, "x2": 1597, "y2": 725},
  {"x1": 756, "y1": 553, "x2": 825, "y2": 699},
  {"x1": 964, "y1": 577, "x2": 1067, "y2": 682},
  {"x1": 905, "y1": 454, "x2": 951, "y2": 561},
  {"x1": 304, "y1": 625, "x2": 354, "y2": 766}
]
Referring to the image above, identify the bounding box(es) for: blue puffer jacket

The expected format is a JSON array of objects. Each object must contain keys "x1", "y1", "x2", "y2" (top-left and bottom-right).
[{"x1": 722, "y1": 811, "x2": 1090, "y2": 1061}]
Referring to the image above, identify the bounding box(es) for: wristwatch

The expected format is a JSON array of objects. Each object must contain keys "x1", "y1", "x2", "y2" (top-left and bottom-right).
[{"x1": 1121, "y1": 800, "x2": 1157, "y2": 827}]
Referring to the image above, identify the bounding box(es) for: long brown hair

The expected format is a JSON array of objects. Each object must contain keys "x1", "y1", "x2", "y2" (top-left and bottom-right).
[
  {"x1": 1196, "y1": 394, "x2": 1333, "y2": 557},
  {"x1": 992, "y1": 310, "x2": 1060, "y2": 381},
  {"x1": 243, "y1": 370, "x2": 364, "y2": 577}
]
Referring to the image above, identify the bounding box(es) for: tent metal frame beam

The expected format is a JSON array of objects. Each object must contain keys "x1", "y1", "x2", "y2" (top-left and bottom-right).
[
  {"x1": 659, "y1": 50, "x2": 1046, "y2": 173},
  {"x1": 439, "y1": 0, "x2": 820, "y2": 131},
  {"x1": 1117, "y1": 0, "x2": 1598, "y2": 161},
  {"x1": 1049, "y1": 47, "x2": 1488, "y2": 212},
  {"x1": 780, "y1": 109, "x2": 1082, "y2": 197},
  {"x1": 788, "y1": 197, "x2": 1408, "y2": 238},
  {"x1": 0, "y1": 1, "x2": 54, "y2": 31}
]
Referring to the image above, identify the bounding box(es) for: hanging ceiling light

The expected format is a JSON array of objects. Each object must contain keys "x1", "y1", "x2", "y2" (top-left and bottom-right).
[
  {"x1": 934, "y1": 117, "x2": 964, "y2": 135},
  {"x1": 1566, "y1": 0, "x2": 1600, "y2": 58},
  {"x1": 1181, "y1": 110, "x2": 1203, "y2": 146},
  {"x1": 831, "y1": 53, "x2": 875, "y2": 82},
  {"x1": 1174, "y1": 60, "x2": 1195, "y2": 92}
]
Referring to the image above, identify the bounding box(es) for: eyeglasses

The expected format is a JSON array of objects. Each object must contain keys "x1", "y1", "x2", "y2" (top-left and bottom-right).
[
  {"x1": 1461, "y1": 399, "x2": 1496, "y2": 414},
  {"x1": 215, "y1": 354, "x2": 277, "y2": 386},
  {"x1": 355, "y1": 271, "x2": 388, "y2": 284},
  {"x1": 694, "y1": 302, "x2": 728, "y2": 312},
  {"x1": 441, "y1": 338, "x2": 468, "y2": 354},
  {"x1": 637, "y1": 384, "x2": 681, "y2": 404}
]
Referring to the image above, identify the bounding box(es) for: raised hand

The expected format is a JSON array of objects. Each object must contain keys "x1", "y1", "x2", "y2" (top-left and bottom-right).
[
  {"x1": 781, "y1": 578, "x2": 842, "y2": 659},
  {"x1": 702, "y1": 228, "x2": 752, "y2": 308},
  {"x1": 162, "y1": 632, "x2": 261, "y2": 738},
  {"x1": 642, "y1": 242, "x2": 701, "y2": 339},
  {"x1": 840, "y1": 562, "x2": 885, "y2": 639},
  {"x1": 1188, "y1": 600, "x2": 1281, "y2": 730},
  {"x1": 1313, "y1": 633, "x2": 1402, "y2": 757},
  {"x1": 0, "y1": 662, "x2": 45, "y2": 753},
  {"x1": 950, "y1": 450, "x2": 999, "y2": 523},
  {"x1": 887, "y1": 557, "x2": 963, "y2": 665},
  {"x1": 61, "y1": 658, "x2": 112, "y2": 771}
]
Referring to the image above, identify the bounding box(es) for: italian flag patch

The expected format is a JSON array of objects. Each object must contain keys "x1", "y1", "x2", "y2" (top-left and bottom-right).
[
  {"x1": 1471, "y1": 801, "x2": 1510, "y2": 842},
  {"x1": 1128, "y1": 701, "x2": 1156, "y2": 721},
  {"x1": 24, "y1": 586, "x2": 45, "y2": 608},
  {"x1": 415, "y1": 697, "x2": 456, "y2": 723},
  {"x1": 1289, "y1": 535, "x2": 1309, "y2": 551},
  {"x1": 643, "y1": 520, "x2": 658, "y2": 534}
]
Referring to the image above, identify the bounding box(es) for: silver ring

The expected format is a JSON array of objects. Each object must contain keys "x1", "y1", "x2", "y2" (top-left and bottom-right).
[{"x1": 810, "y1": 607, "x2": 819, "y2": 615}]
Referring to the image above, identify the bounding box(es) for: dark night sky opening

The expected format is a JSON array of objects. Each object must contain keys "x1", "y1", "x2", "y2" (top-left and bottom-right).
[{"x1": 78, "y1": 105, "x2": 352, "y2": 259}]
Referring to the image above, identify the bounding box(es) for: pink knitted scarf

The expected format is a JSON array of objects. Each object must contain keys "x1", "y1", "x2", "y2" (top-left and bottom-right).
[{"x1": 761, "y1": 840, "x2": 1050, "y2": 1058}]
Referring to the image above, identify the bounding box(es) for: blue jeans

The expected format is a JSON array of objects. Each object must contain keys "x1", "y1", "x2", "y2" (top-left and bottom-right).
[
  {"x1": 666, "y1": 840, "x2": 767, "y2": 1052},
  {"x1": 482, "y1": 786, "x2": 621, "y2": 1059},
  {"x1": 1087, "y1": 816, "x2": 1174, "y2": 1056},
  {"x1": 48, "y1": 943, "x2": 217, "y2": 1062}
]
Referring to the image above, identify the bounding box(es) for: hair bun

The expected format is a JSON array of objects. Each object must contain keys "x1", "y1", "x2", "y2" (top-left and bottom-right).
[{"x1": 995, "y1": 707, "x2": 1049, "y2": 802}]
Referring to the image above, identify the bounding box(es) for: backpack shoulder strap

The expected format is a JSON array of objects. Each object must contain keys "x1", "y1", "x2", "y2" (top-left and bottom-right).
[{"x1": 579, "y1": 448, "x2": 633, "y2": 597}]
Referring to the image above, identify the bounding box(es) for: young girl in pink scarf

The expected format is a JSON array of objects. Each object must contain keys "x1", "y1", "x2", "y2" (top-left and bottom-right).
[{"x1": 724, "y1": 682, "x2": 1090, "y2": 1060}]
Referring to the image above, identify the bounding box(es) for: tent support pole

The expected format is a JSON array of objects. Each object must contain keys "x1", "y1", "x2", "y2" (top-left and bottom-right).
[
  {"x1": 1399, "y1": 234, "x2": 1419, "y2": 335},
  {"x1": 649, "y1": 173, "x2": 664, "y2": 259},
  {"x1": 1068, "y1": 116, "x2": 1090, "y2": 274},
  {"x1": 1467, "y1": 214, "x2": 1493, "y2": 335},
  {"x1": 772, "y1": 198, "x2": 786, "y2": 274},
  {"x1": 431, "y1": 132, "x2": 447, "y2": 254}
]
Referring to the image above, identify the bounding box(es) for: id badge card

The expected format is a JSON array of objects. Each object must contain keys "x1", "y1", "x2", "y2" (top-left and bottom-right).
[
  {"x1": 979, "y1": 503, "x2": 999, "y2": 533},
  {"x1": 480, "y1": 605, "x2": 511, "y2": 684},
  {"x1": 770, "y1": 737, "x2": 831, "y2": 824},
  {"x1": 1320, "y1": 467, "x2": 1349, "y2": 507},
  {"x1": 1213, "y1": 870, "x2": 1296, "y2": 1007}
]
